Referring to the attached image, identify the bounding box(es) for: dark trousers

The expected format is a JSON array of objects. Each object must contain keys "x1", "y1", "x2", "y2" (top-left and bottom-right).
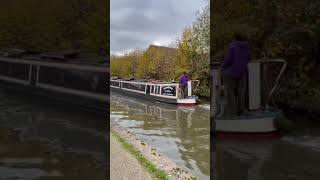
[
  {"x1": 223, "y1": 75, "x2": 245, "y2": 116},
  {"x1": 180, "y1": 85, "x2": 187, "y2": 98}
]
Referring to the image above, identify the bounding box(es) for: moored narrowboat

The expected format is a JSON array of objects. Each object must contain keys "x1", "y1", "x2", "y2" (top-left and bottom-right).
[
  {"x1": 0, "y1": 49, "x2": 108, "y2": 113},
  {"x1": 110, "y1": 78, "x2": 200, "y2": 105}
]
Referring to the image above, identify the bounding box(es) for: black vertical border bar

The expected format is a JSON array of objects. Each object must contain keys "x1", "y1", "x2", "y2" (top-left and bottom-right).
[
  {"x1": 210, "y1": 0, "x2": 217, "y2": 179},
  {"x1": 106, "y1": 0, "x2": 110, "y2": 179}
]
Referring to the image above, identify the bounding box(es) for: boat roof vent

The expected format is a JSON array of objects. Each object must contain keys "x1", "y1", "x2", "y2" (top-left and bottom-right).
[{"x1": 40, "y1": 50, "x2": 80, "y2": 61}]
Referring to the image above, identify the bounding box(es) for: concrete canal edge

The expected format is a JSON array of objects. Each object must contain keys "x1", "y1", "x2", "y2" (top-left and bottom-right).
[{"x1": 111, "y1": 122, "x2": 197, "y2": 180}]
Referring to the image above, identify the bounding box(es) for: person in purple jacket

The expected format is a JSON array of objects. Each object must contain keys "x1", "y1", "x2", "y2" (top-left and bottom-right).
[
  {"x1": 179, "y1": 72, "x2": 189, "y2": 98},
  {"x1": 222, "y1": 33, "x2": 251, "y2": 116}
]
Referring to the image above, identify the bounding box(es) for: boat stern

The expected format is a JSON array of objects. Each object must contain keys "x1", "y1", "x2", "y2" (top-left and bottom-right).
[
  {"x1": 177, "y1": 96, "x2": 199, "y2": 106},
  {"x1": 215, "y1": 110, "x2": 283, "y2": 139}
]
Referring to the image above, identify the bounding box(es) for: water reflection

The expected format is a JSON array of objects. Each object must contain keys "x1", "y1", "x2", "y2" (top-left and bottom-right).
[
  {"x1": 0, "y1": 89, "x2": 107, "y2": 180},
  {"x1": 110, "y1": 92, "x2": 210, "y2": 180},
  {"x1": 213, "y1": 127, "x2": 320, "y2": 180}
]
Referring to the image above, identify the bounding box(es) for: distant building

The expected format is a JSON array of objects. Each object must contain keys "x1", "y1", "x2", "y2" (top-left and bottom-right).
[
  {"x1": 147, "y1": 44, "x2": 176, "y2": 65},
  {"x1": 146, "y1": 44, "x2": 177, "y2": 55}
]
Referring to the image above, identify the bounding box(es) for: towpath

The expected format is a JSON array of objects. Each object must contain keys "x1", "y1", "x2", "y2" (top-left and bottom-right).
[{"x1": 110, "y1": 135, "x2": 152, "y2": 180}]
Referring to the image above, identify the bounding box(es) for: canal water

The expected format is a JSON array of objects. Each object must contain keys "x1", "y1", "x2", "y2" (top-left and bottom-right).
[
  {"x1": 110, "y1": 91, "x2": 210, "y2": 180},
  {"x1": 213, "y1": 114, "x2": 320, "y2": 180},
  {"x1": 111, "y1": 91, "x2": 320, "y2": 180},
  {"x1": 0, "y1": 88, "x2": 108, "y2": 180}
]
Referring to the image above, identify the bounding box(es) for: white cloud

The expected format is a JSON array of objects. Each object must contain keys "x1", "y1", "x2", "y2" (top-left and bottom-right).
[{"x1": 110, "y1": 0, "x2": 207, "y2": 54}]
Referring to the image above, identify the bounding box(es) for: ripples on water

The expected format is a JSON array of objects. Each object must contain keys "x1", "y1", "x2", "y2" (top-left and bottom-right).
[
  {"x1": 213, "y1": 115, "x2": 320, "y2": 180},
  {"x1": 110, "y1": 91, "x2": 210, "y2": 180},
  {"x1": 0, "y1": 88, "x2": 107, "y2": 180},
  {"x1": 7, "y1": 87, "x2": 318, "y2": 180}
]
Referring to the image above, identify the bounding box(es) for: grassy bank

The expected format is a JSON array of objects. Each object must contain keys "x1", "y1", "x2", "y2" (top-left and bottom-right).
[{"x1": 110, "y1": 130, "x2": 169, "y2": 180}]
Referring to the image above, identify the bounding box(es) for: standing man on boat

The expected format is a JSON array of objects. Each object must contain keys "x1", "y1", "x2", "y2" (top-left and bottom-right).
[
  {"x1": 179, "y1": 72, "x2": 189, "y2": 98},
  {"x1": 222, "y1": 32, "x2": 251, "y2": 116}
]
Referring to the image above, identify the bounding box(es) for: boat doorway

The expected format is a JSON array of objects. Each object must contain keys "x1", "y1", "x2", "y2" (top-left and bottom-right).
[{"x1": 146, "y1": 85, "x2": 151, "y2": 94}]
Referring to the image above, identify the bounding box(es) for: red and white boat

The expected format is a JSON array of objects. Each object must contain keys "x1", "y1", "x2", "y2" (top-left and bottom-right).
[
  {"x1": 110, "y1": 78, "x2": 200, "y2": 106},
  {"x1": 211, "y1": 59, "x2": 287, "y2": 138}
]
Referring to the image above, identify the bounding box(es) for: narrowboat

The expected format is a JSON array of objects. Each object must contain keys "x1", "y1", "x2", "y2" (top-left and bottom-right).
[
  {"x1": 0, "y1": 48, "x2": 108, "y2": 113},
  {"x1": 211, "y1": 59, "x2": 287, "y2": 139},
  {"x1": 110, "y1": 78, "x2": 200, "y2": 105}
]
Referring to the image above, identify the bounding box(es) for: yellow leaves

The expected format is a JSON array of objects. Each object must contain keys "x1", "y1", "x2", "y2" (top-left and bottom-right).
[
  {"x1": 0, "y1": 0, "x2": 108, "y2": 52},
  {"x1": 111, "y1": 0, "x2": 209, "y2": 96},
  {"x1": 111, "y1": 50, "x2": 142, "y2": 78}
]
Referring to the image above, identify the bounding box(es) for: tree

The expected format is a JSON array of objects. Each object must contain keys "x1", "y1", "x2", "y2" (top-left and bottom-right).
[
  {"x1": 176, "y1": 1, "x2": 210, "y2": 97},
  {"x1": 0, "y1": 0, "x2": 108, "y2": 54},
  {"x1": 212, "y1": 0, "x2": 320, "y2": 112},
  {"x1": 110, "y1": 0, "x2": 210, "y2": 97}
]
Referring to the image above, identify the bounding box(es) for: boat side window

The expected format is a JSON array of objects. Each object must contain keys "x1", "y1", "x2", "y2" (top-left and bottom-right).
[
  {"x1": 122, "y1": 82, "x2": 146, "y2": 92},
  {"x1": 0, "y1": 61, "x2": 30, "y2": 81},
  {"x1": 121, "y1": 82, "x2": 129, "y2": 89},
  {"x1": 0, "y1": 61, "x2": 10, "y2": 76},
  {"x1": 38, "y1": 66, "x2": 66, "y2": 86},
  {"x1": 38, "y1": 66, "x2": 107, "y2": 95},
  {"x1": 151, "y1": 85, "x2": 154, "y2": 93},
  {"x1": 139, "y1": 84, "x2": 146, "y2": 92},
  {"x1": 110, "y1": 81, "x2": 120, "y2": 87},
  {"x1": 155, "y1": 86, "x2": 160, "y2": 94}
]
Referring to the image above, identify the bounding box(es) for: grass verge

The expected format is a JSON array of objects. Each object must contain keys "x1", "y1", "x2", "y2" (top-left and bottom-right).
[{"x1": 110, "y1": 130, "x2": 169, "y2": 180}]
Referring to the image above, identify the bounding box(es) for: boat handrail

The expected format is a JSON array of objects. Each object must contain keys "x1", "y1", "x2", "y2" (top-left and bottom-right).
[
  {"x1": 190, "y1": 80, "x2": 200, "y2": 96},
  {"x1": 255, "y1": 59, "x2": 287, "y2": 107}
]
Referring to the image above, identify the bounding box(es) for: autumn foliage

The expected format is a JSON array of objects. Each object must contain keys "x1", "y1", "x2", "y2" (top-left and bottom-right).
[
  {"x1": 111, "y1": 2, "x2": 210, "y2": 97},
  {"x1": 0, "y1": 0, "x2": 108, "y2": 54},
  {"x1": 212, "y1": 0, "x2": 320, "y2": 112}
]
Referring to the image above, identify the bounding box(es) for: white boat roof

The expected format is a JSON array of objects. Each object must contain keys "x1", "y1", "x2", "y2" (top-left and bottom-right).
[{"x1": 111, "y1": 78, "x2": 199, "y2": 84}]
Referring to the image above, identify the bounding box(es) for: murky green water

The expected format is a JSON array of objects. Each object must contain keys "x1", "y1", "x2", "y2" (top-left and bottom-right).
[
  {"x1": 110, "y1": 91, "x2": 210, "y2": 180},
  {"x1": 212, "y1": 115, "x2": 320, "y2": 180},
  {"x1": 0, "y1": 88, "x2": 107, "y2": 180}
]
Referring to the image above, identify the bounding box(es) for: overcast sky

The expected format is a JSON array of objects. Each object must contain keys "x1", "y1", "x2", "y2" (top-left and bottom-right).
[{"x1": 111, "y1": 0, "x2": 207, "y2": 55}]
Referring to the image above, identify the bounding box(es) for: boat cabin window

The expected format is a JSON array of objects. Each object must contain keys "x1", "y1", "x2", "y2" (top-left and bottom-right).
[
  {"x1": 155, "y1": 86, "x2": 160, "y2": 94},
  {"x1": 122, "y1": 82, "x2": 146, "y2": 92},
  {"x1": 38, "y1": 66, "x2": 107, "y2": 95},
  {"x1": 110, "y1": 81, "x2": 120, "y2": 87},
  {"x1": 151, "y1": 85, "x2": 154, "y2": 93},
  {"x1": 161, "y1": 85, "x2": 176, "y2": 96},
  {"x1": 0, "y1": 61, "x2": 30, "y2": 81}
]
